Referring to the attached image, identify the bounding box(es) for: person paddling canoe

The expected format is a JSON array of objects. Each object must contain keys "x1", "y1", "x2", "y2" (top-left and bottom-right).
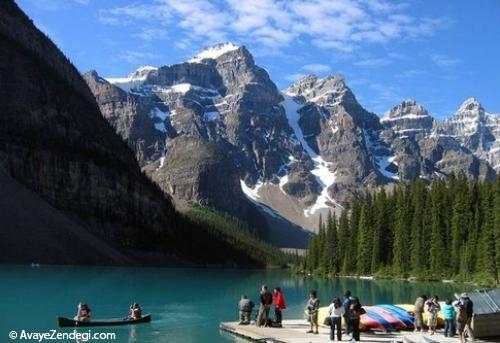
[
  {"x1": 129, "y1": 303, "x2": 142, "y2": 320},
  {"x1": 74, "y1": 302, "x2": 91, "y2": 322}
]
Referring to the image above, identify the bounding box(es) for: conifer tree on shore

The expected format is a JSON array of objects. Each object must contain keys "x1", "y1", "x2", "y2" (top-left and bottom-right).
[{"x1": 303, "y1": 173, "x2": 500, "y2": 285}]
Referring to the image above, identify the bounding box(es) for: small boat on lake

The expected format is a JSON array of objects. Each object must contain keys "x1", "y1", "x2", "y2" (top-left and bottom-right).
[{"x1": 58, "y1": 314, "x2": 151, "y2": 327}]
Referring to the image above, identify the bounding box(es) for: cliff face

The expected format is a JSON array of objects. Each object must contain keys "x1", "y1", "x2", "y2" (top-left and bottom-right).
[{"x1": 0, "y1": 1, "x2": 263, "y2": 265}]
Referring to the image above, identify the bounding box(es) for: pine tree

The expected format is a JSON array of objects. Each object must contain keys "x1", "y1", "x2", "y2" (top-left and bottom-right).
[
  {"x1": 393, "y1": 186, "x2": 409, "y2": 276},
  {"x1": 345, "y1": 202, "x2": 361, "y2": 274},
  {"x1": 494, "y1": 177, "x2": 500, "y2": 283},
  {"x1": 476, "y1": 185, "x2": 498, "y2": 282},
  {"x1": 356, "y1": 204, "x2": 372, "y2": 275},
  {"x1": 323, "y1": 211, "x2": 339, "y2": 274},
  {"x1": 410, "y1": 180, "x2": 427, "y2": 275},
  {"x1": 450, "y1": 181, "x2": 470, "y2": 276},
  {"x1": 429, "y1": 178, "x2": 445, "y2": 276},
  {"x1": 338, "y1": 209, "x2": 350, "y2": 275}
]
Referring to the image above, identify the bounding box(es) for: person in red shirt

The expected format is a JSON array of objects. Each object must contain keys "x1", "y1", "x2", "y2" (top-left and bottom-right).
[{"x1": 273, "y1": 287, "x2": 286, "y2": 327}]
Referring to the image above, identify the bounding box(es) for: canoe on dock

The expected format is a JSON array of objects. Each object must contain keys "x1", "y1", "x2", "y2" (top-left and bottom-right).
[{"x1": 58, "y1": 314, "x2": 151, "y2": 327}]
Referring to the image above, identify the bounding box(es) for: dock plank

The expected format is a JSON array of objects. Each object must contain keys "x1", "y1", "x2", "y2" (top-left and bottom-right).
[{"x1": 220, "y1": 320, "x2": 498, "y2": 343}]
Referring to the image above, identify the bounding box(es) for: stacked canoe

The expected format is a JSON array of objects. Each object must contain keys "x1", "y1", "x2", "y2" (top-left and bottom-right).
[{"x1": 318, "y1": 304, "x2": 445, "y2": 332}]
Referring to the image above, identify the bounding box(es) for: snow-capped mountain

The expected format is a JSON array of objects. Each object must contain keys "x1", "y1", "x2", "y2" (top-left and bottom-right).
[
  {"x1": 84, "y1": 43, "x2": 499, "y2": 233},
  {"x1": 436, "y1": 98, "x2": 500, "y2": 170}
]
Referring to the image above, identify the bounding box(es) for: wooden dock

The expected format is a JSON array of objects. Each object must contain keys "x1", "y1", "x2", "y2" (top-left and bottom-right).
[{"x1": 220, "y1": 320, "x2": 499, "y2": 343}]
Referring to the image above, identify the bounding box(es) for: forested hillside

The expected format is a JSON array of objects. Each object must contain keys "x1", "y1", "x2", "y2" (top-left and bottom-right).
[{"x1": 304, "y1": 173, "x2": 500, "y2": 285}]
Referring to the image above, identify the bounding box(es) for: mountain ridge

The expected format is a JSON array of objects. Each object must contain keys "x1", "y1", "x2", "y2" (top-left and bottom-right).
[
  {"x1": 0, "y1": 2, "x2": 290, "y2": 265},
  {"x1": 85, "y1": 42, "x2": 499, "y2": 232}
]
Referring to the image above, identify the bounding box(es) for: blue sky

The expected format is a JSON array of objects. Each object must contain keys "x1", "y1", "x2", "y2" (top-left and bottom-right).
[{"x1": 16, "y1": 0, "x2": 500, "y2": 118}]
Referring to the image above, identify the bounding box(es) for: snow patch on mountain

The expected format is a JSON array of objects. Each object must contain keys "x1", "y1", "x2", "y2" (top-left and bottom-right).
[
  {"x1": 240, "y1": 180, "x2": 263, "y2": 201},
  {"x1": 106, "y1": 66, "x2": 157, "y2": 92},
  {"x1": 363, "y1": 129, "x2": 398, "y2": 180},
  {"x1": 381, "y1": 114, "x2": 430, "y2": 122},
  {"x1": 188, "y1": 43, "x2": 240, "y2": 63},
  {"x1": 282, "y1": 95, "x2": 338, "y2": 216}
]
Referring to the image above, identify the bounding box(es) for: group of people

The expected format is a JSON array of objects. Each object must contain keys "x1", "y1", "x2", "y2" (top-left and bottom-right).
[
  {"x1": 238, "y1": 287, "x2": 364, "y2": 341},
  {"x1": 238, "y1": 285, "x2": 286, "y2": 327},
  {"x1": 323, "y1": 290, "x2": 365, "y2": 341},
  {"x1": 414, "y1": 293, "x2": 474, "y2": 343},
  {"x1": 74, "y1": 302, "x2": 143, "y2": 322},
  {"x1": 238, "y1": 287, "x2": 475, "y2": 342}
]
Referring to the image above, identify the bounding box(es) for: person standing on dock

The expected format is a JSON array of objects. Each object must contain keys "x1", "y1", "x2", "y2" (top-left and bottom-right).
[
  {"x1": 347, "y1": 296, "x2": 364, "y2": 341},
  {"x1": 306, "y1": 290, "x2": 320, "y2": 334},
  {"x1": 426, "y1": 295, "x2": 441, "y2": 335},
  {"x1": 458, "y1": 293, "x2": 475, "y2": 342},
  {"x1": 328, "y1": 297, "x2": 345, "y2": 341},
  {"x1": 272, "y1": 287, "x2": 286, "y2": 327},
  {"x1": 342, "y1": 291, "x2": 352, "y2": 335},
  {"x1": 443, "y1": 298, "x2": 457, "y2": 337},
  {"x1": 413, "y1": 295, "x2": 427, "y2": 332},
  {"x1": 256, "y1": 285, "x2": 273, "y2": 327}
]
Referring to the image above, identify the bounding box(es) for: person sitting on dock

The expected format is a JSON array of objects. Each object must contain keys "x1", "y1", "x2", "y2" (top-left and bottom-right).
[
  {"x1": 238, "y1": 295, "x2": 254, "y2": 325},
  {"x1": 256, "y1": 285, "x2": 273, "y2": 327},
  {"x1": 75, "y1": 302, "x2": 91, "y2": 322},
  {"x1": 306, "y1": 290, "x2": 320, "y2": 334},
  {"x1": 272, "y1": 287, "x2": 286, "y2": 327},
  {"x1": 129, "y1": 303, "x2": 142, "y2": 320}
]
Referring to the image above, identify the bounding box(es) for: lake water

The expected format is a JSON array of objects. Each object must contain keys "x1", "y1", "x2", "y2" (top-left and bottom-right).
[{"x1": 0, "y1": 265, "x2": 466, "y2": 343}]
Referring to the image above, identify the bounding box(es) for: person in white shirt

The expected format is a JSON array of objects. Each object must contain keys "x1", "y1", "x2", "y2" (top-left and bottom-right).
[{"x1": 328, "y1": 297, "x2": 345, "y2": 341}]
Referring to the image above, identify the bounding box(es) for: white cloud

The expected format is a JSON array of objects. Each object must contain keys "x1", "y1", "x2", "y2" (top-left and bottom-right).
[
  {"x1": 430, "y1": 54, "x2": 461, "y2": 67},
  {"x1": 100, "y1": 0, "x2": 449, "y2": 53},
  {"x1": 301, "y1": 64, "x2": 331, "y2": 73}
]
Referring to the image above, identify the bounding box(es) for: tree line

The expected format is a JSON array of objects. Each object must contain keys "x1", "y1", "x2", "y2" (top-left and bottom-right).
[{"x1": 303, "y1": 174, "x2": 500, "y2": 285}]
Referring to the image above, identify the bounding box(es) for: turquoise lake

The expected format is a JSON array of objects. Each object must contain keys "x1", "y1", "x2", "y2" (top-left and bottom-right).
[{"x1": 0, "y1": 266, "x2": 467, "y2": 342}]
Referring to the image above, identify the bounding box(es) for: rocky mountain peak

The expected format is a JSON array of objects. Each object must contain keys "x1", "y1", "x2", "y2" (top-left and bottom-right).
[
  {"x1": 381, "y1": 99, "x2": 434, "y2": 138},
  {"x1": 105, "y1": 65, "x2": 158, "y2": 92},
  {"x1": 188, "y1": 42, "x2": 241, "y2": 63},
  {"x1": 455, "y1": 97, "x2": 485, "y2": 121},
  {"x1": 284, "y1": 74, "x2": 350, "y2": 104},
  {"x1": 440, "y1": 97, "x2": 486, "y2": 135},
  {"x1": 385, "y1": 99, "x2": 430, "y2": 119},
  {"x1": 84, "y1": 69, "x2": 109, "y2": 85}
]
